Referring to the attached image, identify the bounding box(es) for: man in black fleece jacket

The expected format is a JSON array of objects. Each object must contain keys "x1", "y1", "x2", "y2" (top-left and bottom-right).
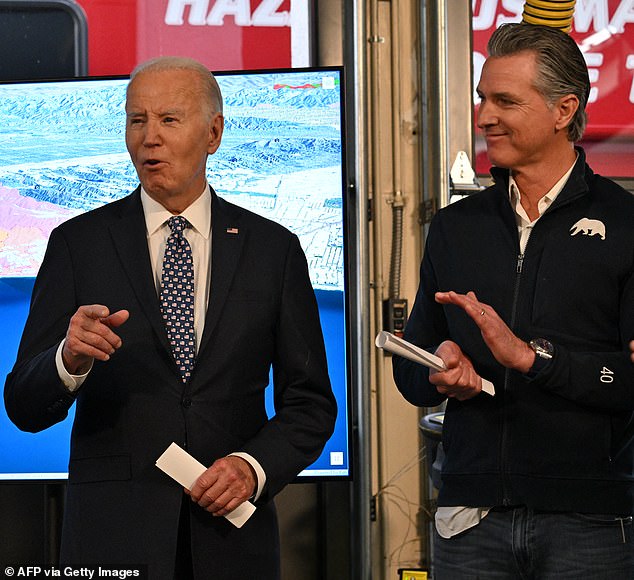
[{"x1": 394, "y1": 23, "x2": 634, "y2": 579}]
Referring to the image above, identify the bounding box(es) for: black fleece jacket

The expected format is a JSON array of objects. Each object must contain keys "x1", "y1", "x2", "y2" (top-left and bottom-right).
[{"x1": 393, "y1": 148, "x2": 634, "y2": 514}]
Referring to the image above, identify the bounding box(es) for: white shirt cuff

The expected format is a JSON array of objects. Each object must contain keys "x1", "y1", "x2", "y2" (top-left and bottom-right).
[
  {"x1": 229, "y1": 451, "x2": 266, "y2": 501},
  {"x1": 55, "y1": 340, "x2": 92, "y2": 392}
]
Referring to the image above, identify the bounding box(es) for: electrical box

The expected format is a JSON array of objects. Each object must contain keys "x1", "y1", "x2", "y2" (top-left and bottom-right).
[{"x1": 383, "y1": 297, "x2": 408, "y2": 337}]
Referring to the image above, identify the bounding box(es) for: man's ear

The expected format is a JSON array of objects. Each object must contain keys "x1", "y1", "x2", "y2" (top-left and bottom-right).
[
  {"x1": 554, "y1": 94, "x2": 579, "y2": 133},
  {"x1": 207, "y1": 113, "x2": 224, "y2": 155}
]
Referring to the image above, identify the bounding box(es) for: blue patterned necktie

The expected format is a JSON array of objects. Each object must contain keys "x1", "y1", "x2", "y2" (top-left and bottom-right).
[{"x1": 160, "y1": 216, "x2": 196, "y2": 382}]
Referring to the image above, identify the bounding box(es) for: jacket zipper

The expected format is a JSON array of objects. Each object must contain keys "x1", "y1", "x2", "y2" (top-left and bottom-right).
[
  {"x1": 500, "y1": 230, "x2": 530, "y2": 506},
  {"x1": 496, "y1": 165, "x2": 587, "y2": 505}
]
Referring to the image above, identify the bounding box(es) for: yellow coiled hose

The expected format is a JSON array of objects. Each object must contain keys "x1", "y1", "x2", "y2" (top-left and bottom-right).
[{"x1": 522, "y1": 0, "x2": 576, "y2": 32}]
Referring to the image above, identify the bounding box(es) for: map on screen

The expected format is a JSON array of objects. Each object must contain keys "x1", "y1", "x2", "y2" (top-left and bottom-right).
[{"x1": 0, "y1": 72, "x2": 344, "y2": 292}]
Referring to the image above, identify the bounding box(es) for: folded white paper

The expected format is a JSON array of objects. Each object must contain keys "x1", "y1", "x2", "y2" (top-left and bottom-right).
[
  {"x1": 376, "y1": 331, "x2": 495, "y2": 396},
  {"x1": 156, "y1": 442, "x2": 256, "y2": 528}
]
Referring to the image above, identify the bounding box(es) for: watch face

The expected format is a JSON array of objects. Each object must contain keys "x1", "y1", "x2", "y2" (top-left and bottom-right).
[{"x1": 530, "y1": 338, "x2": 554, "y2": 359}]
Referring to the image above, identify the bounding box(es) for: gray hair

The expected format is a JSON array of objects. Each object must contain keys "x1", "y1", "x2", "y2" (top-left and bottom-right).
[
  {"x1": 487, "y1": 23, "x2": 590, "y2": 142},
  {"x1": 128, "y1": 56, "x2": 223, "y2": 117}
]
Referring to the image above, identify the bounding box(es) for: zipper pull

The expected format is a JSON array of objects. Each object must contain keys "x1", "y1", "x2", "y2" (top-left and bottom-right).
[
  {"x1": 517, "y1": 254, "x2": 524, "y2": 274},
  {"x1": 616, "y1": 516, "x2": 631, "y2": 543}
]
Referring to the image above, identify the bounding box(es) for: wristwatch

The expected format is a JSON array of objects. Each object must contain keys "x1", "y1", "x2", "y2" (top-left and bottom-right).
[{"x1": 527, "y1": 338, "x2": 554, "y2": 377}]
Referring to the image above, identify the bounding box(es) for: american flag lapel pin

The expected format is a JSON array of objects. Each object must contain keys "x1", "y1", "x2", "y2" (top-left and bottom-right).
[{"x1": 226, "y1": 227, "x2": 239, "y2": 234}]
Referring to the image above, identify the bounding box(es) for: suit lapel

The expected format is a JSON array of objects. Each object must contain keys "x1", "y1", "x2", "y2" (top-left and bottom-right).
[
  {"x1": 108, "y1": 189, "x2": 172, "y2": 354},
  {"x1": 198, "y1": 190, "x2": 245, "y2": 356}
]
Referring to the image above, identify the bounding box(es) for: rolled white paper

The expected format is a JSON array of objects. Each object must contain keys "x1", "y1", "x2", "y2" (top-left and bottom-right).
[{"x1": 376, "y1": 331, "x2": 495, "y2": 396}]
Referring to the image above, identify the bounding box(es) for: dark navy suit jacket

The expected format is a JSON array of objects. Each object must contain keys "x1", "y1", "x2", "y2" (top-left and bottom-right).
[{"x1": 4, "y1": 187, "x2": 336, "y2": 579}]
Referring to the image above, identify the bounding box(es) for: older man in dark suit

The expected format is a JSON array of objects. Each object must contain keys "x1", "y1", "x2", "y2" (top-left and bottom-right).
[{"x1": 4, "y1": 56, "x2": 336, "y2": 579}]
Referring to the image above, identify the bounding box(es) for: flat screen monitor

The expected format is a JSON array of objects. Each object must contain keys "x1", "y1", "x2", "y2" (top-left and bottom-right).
[{"x1": 0, "y1": 67, "x2": 350, "y2": 481}]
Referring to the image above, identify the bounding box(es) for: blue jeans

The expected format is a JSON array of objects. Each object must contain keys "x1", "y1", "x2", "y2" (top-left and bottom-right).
[{"x1": 433, "y1": 507, "x2": 634, "y2": 579}]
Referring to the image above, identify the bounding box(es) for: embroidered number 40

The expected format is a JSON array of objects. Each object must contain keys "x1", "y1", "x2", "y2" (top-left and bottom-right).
[{"x1": 600, "y1": 367, "x2": 614, "y2": 383}]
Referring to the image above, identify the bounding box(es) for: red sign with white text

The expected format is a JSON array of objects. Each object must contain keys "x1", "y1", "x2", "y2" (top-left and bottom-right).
[
  {"x1": 76, "y1": 0, "x2": 306, "y2": 76},
  {"x1": 473, "y1": 0, "x2": 634, "y2": 176}
]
